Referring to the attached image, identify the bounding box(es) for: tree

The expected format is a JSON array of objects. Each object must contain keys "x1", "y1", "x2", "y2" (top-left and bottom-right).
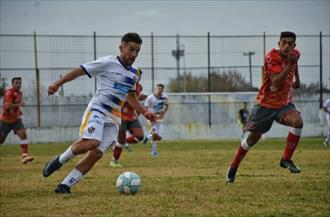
[{"x1": 168, "y1": 69, "x2": 258, "y2": 92}]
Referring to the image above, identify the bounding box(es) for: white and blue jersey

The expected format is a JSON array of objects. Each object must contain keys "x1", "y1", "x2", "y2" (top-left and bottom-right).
[
  {"x1": 77, "y1": 55, "x2": 139, "y2": 153},
  {"x1": 81, "y1": 55, "x2": 139, "y2": 125},
  {"x1": 144, "y1": 94, "x2": 168, "y2": 114}
]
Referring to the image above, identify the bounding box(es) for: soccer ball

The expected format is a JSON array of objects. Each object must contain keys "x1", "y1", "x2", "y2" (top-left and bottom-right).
[{"x1": 116, "y1": 171, "x2": 141, "y2": 195}]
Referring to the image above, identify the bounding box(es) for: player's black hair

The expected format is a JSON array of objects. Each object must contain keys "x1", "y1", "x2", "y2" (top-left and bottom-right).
[
  {"x1": 280, "y1": 31, "x2": 296, "y2": 42},
  {"x1": 12, "y1": 77, "x2": 22, "y2": 83},
  {"x1": 121, "y1": 32, "x2": 142, "y2": 44},
  {"x1": 156, "y1": 83, "x2": 165, "y2": 89}
]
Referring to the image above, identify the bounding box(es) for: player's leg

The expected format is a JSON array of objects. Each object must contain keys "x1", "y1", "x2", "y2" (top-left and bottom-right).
[
  {"x1": 324, "y1": 118, "x2": 330, "y2": 146},
  {"x1": 13, "y1": 120, "x2": 34, "y2": 164},
  {"x1": 150, "y1": 123, "x2": 162, "y2": 157},
  {"x1": 56, "y1": 122, "x2": 117, "y2": 193},
  {"x1": 55, "y1": 149, "x2": 103, "y2": 194},
  {"x1": 240, "y1": 122, "x2": 247, "y2": 140},
  {"x1": 0, "y1": 121, "x2": 11, "y2": 144},
  {"x1": 42, "y1": 110, "x2": 103, "y2": 177},
  {"x1": 226, "y1": 132, "x2": 262, "y2": 183},
  {"x1": 111, "y1": 121, "x2": 127, "y2": 167},
  {"x1": 277, "y1": 104, "x2": 303, "y2": 173},
  {"x1": 143, "y1": 120, "x2": 153, "y2": 144},
  {"x1": 124, "y1": 119, "x2": 145, "y2": 151},
  {"x1": 226, "y1": 104, "x2": 274, "y2": 182}
]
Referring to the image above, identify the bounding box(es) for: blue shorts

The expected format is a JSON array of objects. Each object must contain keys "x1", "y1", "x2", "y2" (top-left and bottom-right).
[{"x1": 246, "y1": 103, "x2": 298, "y2": 134}]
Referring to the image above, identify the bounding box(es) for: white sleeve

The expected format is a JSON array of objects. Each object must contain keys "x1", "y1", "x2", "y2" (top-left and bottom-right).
[
  {"x1": 80, "y1": 56, "x2": 111, "y2": 78},
  {"x1": 144, "y1": 95, "x2": 152, "y2": 108},
  {"x1": 324, "y1": 99, "x2": 330, "y2": 108}
]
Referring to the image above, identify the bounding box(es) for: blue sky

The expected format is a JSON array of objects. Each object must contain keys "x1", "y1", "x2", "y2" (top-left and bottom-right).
[{"x1": 0, "y1": 0, "x2": 329, "y2": 35}]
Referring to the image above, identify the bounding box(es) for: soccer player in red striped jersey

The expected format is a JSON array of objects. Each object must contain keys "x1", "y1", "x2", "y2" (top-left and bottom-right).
[
  {"x1": 226, "y1": 31, "x2": 303, "y2": 182},
  {"x1": 110, "y1": 68, "x2": 148, "y2": 167},
  {"x1": 0, "y1": 77, "x2": 34, "y2": 163}
]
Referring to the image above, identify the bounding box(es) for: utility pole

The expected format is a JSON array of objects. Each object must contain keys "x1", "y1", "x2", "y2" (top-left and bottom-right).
[
  {"x1": 243, "y1": 51, "x2": 255, "y2": 87},
  {"x1": 172, "y1": 34, "x2": 184, "y2": 78}
]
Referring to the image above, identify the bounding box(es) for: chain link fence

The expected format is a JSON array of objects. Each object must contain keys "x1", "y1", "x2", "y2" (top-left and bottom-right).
[{"x1": 0, "y1": 32, "x2": 329, "y2": 128}]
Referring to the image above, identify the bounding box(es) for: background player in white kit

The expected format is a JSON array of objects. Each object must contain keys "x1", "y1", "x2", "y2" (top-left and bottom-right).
[
  {"x1": 323, "y1": 98, "x2": 330, "y2": 147},
  {"x1": 42, "y1": 32, "x2": 157, "y2": 193},
  {"x1": 143, "y1": 84, "x2": 169, "y2": 157}
]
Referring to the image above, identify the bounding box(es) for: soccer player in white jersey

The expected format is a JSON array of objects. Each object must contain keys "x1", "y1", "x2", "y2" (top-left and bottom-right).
[
  {"x1": 323, "y1": 98, "x2": 330, "y2": 147},
  {"x1": 143, "y1": 84, "x2": 169, "y2": 157},
  {"x1": 42, "y1": 33, "x2": 157, "y2": 194}
]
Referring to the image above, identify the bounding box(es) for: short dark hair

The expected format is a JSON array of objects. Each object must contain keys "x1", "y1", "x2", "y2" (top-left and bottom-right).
[
  {"x1": 280, "y1": 31, "x2": 296, "y2": 42},
  {"x1": 121, "y1": 32, "x2": 142, "y2": 44},
  {"x1": 156, "y1": 83, "x2": 165, "y2": 89},
  {"x1": 12, "y1": 77, "x2": 22, "y2": 83}
]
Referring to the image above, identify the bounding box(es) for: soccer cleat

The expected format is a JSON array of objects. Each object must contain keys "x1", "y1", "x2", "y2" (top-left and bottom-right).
[
  {"x1": 324, "y1": 141, "x2": 329, "y2": 147},
  {"x1": 42, "y1": 155, "x2": 62, "y2": 177},
  {"x1": 110, "y1": 160, "x2": 122, "y2": 168},
  {"x1": 150, "y1": 151, "x2": 159, "y2": 157},
  {"x1": 225, "y1": 166, "x2": 237, "y2": 183},
  {"x1": 55, "y1": 184, "x2": 71, "y2": 194},
  {"x1": 280, "y1": 159, "x2": 301, "y2": 173},
  {"x1": 22, "y1": 153, "x2": 34, "y2": 164},
  {"x1": 143, "y1": 135, "x2": 149, "y2": 145},
  {"x1": 123, "y1": 144, "x2": 133, "y2": 152}
]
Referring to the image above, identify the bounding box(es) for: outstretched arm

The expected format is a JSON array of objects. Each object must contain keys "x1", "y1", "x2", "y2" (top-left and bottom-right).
[
  {"x1": 127, "y1": 92, "x2": 158, "y2": 123},
  {"x1": 48, "y1": 67, "x2": 85, "y2": 95}
]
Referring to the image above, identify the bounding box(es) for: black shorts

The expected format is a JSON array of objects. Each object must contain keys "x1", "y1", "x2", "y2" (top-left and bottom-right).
[
  {"x1": 0, "y1": 119, "x2": 25, "y2": 138},
  {"x1": 246, "y1": 103, "x2": 298, "y2": 134},
  {"x1": 120, "y1": 119, "x2": 142, "y2": 133}
]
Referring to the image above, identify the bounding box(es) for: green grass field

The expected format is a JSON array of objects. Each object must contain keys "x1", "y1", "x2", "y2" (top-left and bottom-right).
[{"x1": 1, "y1": 138, "x2": 329, "y2": 217}]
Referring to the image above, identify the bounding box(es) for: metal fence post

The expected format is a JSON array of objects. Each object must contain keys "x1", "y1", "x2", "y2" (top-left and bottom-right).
[
  {"x1": 151, "y1": 32, "x2": 155, "y2": 92},
  {"x1": 319, "y1": 31, "x2": 323, "y2": 109},
  {"x1": 93, "y1": 31, "x2": 97, "y2": 92},
  {"x1": 207, "y1": 32, "x2": 211, "y2": 127},
  {"x1": 33, "y1": 31, "x2": 41, "y2": 127}
]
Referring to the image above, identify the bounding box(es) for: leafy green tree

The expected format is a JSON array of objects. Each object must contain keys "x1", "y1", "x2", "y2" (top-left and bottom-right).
[{"x1": 168, "y1": 69, "x2": 258, "y2": 92}]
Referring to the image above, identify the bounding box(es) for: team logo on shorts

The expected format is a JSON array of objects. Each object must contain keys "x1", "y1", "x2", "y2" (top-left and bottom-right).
[{"x1": 88, "y1": 126, "x2": 95, "y2": 134}]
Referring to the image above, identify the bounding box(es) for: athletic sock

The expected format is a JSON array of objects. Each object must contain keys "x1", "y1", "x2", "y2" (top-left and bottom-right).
[
  {"x1": 325, "y1": 131, "x2": 330, "y2": 144},
  {"x1": 282, "y1": 128, "x2": 302, "y2": 161},
  {"x1": 230, "y1": 139, "x2": 250, "y2": 170},
  {"x1": 151, "y1": 142, "x2": 157, "y2": 153},
  {"x1": 61, "y1": 168, "x2": 83, "y2": 188},
  {"x1": 59, "y1": 146, "x2": 74, "y2": 164},
  {"x1": 20, "y1": 139, "x2": 28, "y2": 154},
  {"x1": 112, "y1": 143, "x2": 123, "y2": 161}
]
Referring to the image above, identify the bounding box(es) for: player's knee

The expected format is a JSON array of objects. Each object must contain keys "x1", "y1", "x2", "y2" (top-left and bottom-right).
[
  {"x1": 291, "y1": 118, "x2": 303, "y2": 129},
  {"x1": 90, "y1": 140, "x2": 101, "y2": 149},
  {"x1": 88, "y1": 149, "x2": 103, "y2": 161},
  {"x1": 246, "y1": 132, "x2": 262, "y2": 147},
  {"x1": 153, "y1": 134, "x2": 162, "y2": 141}
]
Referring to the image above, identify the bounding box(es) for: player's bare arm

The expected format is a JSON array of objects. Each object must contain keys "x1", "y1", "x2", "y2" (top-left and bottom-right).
[
  {"x1": 159, "y1": 99, "x2": 169, "y2": 119},
  {"x1": 48, "y1": 67, "x2": 85, "y2": 95},
  {"x1": 127, "y1": 92, "x2": 158, "y2": 122},
  {"x1": 293, "y1": 65, "x2": 300, "y2": 89},
  {"x1": 138, "y1": 94, "x2": 148, "y2": 101},
  {"x1": 270, "y1": 51, "x2": 298, "y2": 89}
]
